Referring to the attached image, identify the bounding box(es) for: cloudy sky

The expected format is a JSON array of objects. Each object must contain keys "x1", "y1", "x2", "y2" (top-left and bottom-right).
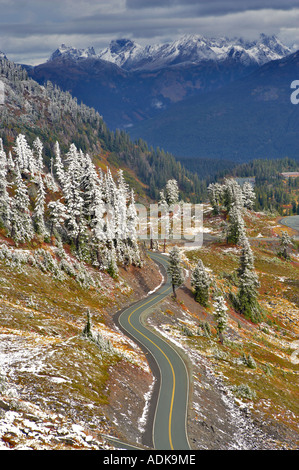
[{"x1": 1, "y1": 0, "x2": 299, "y2": 64}]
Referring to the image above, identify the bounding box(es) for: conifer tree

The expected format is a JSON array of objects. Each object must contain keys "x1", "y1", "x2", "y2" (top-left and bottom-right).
[
  {"x1": 33, "y1": 173, "x2": 47, "y2": 237},
  {"x1": 207, "y1": 182, "x2": 223, "y2": 215},
  {"x1": 167, "y1": 245, "x2": 184, "y2": 298},
  {"x1": 48, "y1": 199, "x2": 66, "y2": 238},
  {"x1": 223, "y1": 178, "x2": 244, "y2": 212},
  {"x1": 165, "y1": 179, "x2": 179, "y2": 206},
  {"x1": 236, "y1": 237, "x2": 261, "y2": 323},
  {"x1": 242, "y1": 182, "x2": 256, "y2": 210},
  {"x1": 54, "y1": 141, "x2": 65, "y2": 187},
  {"x1": 13, "y1": 134, "x2": 33, "y2": 172},
  {"x1": 33, "y1": 137, "x2": 44, "y2": 173},
  {"x1": 191, "y1": 259, "x2": 211, "y2": 306},
  {"x1": 0, "y1": 138, "x2": 10, "y2": 229},
  {"x1": 10, "y1": 164, "x2": 34, "y2": 244},
  {"x1": 213, "y1": 296, "x2": 228, "y2": 343},
  {"x1": 226, "y1": 205, "x2": 246, "y2": 245},
  {"x1": 62, "y1": 143, "x2": 85, "y2": 249},
  {"x1": 126, "y1": 189, "x2": 141, "y2": 266},
  {"x1": 278, "y1": 231, "x2": 293, "y2": 260}
]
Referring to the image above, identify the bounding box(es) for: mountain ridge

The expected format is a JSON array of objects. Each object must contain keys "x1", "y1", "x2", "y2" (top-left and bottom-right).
[
  {"x1": 128, "y1": 49, "x2": 299, "y2": 163},
  {"x1": 47, "y1": 33, "x2": 292, "y2": 71}
]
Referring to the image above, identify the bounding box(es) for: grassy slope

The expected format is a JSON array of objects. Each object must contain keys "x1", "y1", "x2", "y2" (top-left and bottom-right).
[
  {"x1": 0, "y1": 239, "x2": 162, "y2": 450},
  {"x1": 0, "y1": 207, "x2": 298, "y2": 450},
  {"x1": 176, "y1": 209, "x2": 299, "y2": 446}
]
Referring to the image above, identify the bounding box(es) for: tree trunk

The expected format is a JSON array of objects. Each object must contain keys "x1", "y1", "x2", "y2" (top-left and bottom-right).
[{"x1": 172, "y1": 283, "x2": 176, "y2": 298}]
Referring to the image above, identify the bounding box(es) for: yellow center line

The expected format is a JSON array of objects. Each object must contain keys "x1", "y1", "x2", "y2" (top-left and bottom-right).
[{"x1": 124, "y1": 281, "x2": 175, "y2": 450}]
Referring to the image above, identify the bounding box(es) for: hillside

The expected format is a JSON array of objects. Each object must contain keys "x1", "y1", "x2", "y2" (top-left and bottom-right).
[
  {"x1": 0, "y1": 46, "x2": 298, "y2": 453},
  {"x1": 128, "y1": 50, "x2": 299, "y2": 162},
  {"x1": 27, "y1": 53, "x2": 257, "y2": 132},
  {"x1": 0, "y1": 54, "x2": 202, "y2": 203},
  {"x1": 1, "y1": 198, "x2": 299, "y2": 450}
]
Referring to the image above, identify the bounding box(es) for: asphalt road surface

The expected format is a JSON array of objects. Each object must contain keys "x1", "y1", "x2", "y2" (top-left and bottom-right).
[{"x1": 116, "y1": 251, "x2": 190, "y2": 450}]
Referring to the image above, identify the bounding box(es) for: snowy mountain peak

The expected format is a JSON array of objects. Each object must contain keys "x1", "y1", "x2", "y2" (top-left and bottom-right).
[
  {"x1": 47, "y1": 34, "x2": 292, "y2": 70},
  {"x1": 97, "y1": 33, "x2": 292, "y2": 71},
  {"x1": 49, "y1": 44, "x2": 97, "y2": 62},
  {"x1": 98, "y1": 38, "x2": 144, "y2": 68}
]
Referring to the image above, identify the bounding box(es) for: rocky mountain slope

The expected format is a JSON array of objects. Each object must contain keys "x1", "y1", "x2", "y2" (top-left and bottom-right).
[
  {"x1": 0, "y1": 53, "x2": 203, "y2": 202},
  {"x1": 98, "y1": 34, "x2": 291, "y2": 71},
  {"x1": 129, "y1": 49, "x2": 299, "y2": 162},
  {"x1": 25, "y1": 34, "x2": 292, "y2": 132}
]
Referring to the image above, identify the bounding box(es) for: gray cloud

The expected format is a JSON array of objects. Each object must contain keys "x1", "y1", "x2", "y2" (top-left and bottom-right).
[
  {"x1": 127, "y1": 0, "x2": 299, "y2": 14},
  {"x1": 0, "y1": 0, "x2": 298, "y2": 64}
]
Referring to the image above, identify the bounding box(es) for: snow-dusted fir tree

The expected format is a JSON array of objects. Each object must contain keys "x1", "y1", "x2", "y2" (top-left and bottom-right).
[
  {"x1": 191, "y1": 258, "x2": 211, "y2": 306},
  {"x1": 0, "y1": 138, "x2": 10, "y2": 229},
  {"x1": 125, "y1": 188, "x2": 141, "y2": 267},
  {"x1": 106, "y1": 245, "x2": 119, "y2": 279},
  {"x1": 213, "y1": 296, "x2": 228, "y2": 343},
  {"x1": 80, "y1": 152, "x2": 100, "y2": 221},
  {"x1": 7, "y1": 151, "x2": 15, "y2": 170},
  {"x1": 242, "y1": 181, "x2": 256, "y2": 211},
  {"x1": 33, "y1": 173, "x2": 47, "y2": 237},
  {"x1": 165, "y1": 179, "x2": 179, "y2": 206},
  {"x1": 115, "y1": 169, "x2": 128, "y2": 249},
  {"x1": 167, "y1": 245, "x2": 184, "y2": 298},
  {"x1": 10, "y1": 164, "x2": 34, "y2": 244},
  {"x1": 13, "y1": 134, "x2": 34, "y2": 172},
  {"x1": 48, "y1": 199, "x2": 66, "y2": 238},
  {"x1": 62, "y1": 143, "x2": 85, "y2": 249},
  {"x1": 236, "y1": 236, "x2": 261, "y2": 323},
  {"x1": 226, "y1": 205, "x2": 246, "y2": 245},
  {"x1": 278, "y1": 231, "x2": 293, "y2": 260},
  {"x1": 33, "y1": 137, "x2": 44, "y2": 173},
  {"x1": 207, "y1": 182, "x2": 223, "y2": 215},
  {"x1": 90, "y1": 184, "x2": 106, "y2": 266},
  {"x1": 54, "y1": 141, "x2": 65, "y2": 187},
  {"x1": 159, "y1": 179, "x2": 180, "y2": 250},
  {"x1": 222, "y1": 178, "x2": 244, "y2": 212},
  {"x1": 159, "y1": 188, "x2": 169, "y2": 251},
  {"x1": 238, "y1": 236, "x2": 255, "y2": 275}
]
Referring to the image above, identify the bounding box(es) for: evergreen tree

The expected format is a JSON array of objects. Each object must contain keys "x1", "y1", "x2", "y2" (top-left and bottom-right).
[
  {"x1": 165, "y1": 179, "x2": 179, "y2": 206},
  {"x1": 54, "y1": 141, "x2": 65, "y2": 187},
  {"x1": 10, "y1": 164, "x2": 34, "y2": 244},
  {"x1": 236, "y1": 237, "x2": 261, "y2": 323},
  {"x1": 213, "y1": 296, "x2": 228, "y2": 343},
  {"x1": 90, "y1": 184, "x2": 106, "y2": 265},
  {"x1": 191, "y1": 259, "x2": 211, "y2": 306},
  {"x1": 207, "y1": 182, "x2": 223, "y2": 215},
  {"x1": 223, "y1": 178, "x2": 244, "y2": 212},
  {"x1": 48, "y1": 199, "x2": 66, "y2": 238},
  {"x1": 62, "y1": 143, "x2": 85, "y2": 249},
  {"x1": 126, "y1": 189, "x2": 141, "y2": 266},
  {"x1": 33, "y1": 137, "x2": 44, "y2": 173},
  {"x1": 242, "y1": 181, "x2": 256, "y2": 210},
  {"x1": 82, "y1": 309, "x2": 92, "y2": 338},
  {"x1": 167, "y1": 246, "x2": 184, "y2": 298},
  {"x1": 0, "y1": 138, "x2": 10, "y2": 229},
  {"x1": 226, "y1": 205, "x2": 246, "y2": 245},
  {"x1": 33, "y1": 173, "x2": 47, "y2": 237},
  {"x1": 278, "y1": 231, "x2": 293, "y2": 260}
]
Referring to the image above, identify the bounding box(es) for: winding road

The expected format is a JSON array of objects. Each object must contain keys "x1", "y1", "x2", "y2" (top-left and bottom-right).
[
  {"x1": 279, "y1": 215, "x2": 299, "y2": 237},
  {"x1": 115, "y1": 251, "x2": 190, "y2": 451}
]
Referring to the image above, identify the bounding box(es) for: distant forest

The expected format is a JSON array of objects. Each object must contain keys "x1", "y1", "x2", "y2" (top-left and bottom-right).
[{"x1": 183, "y1": 156, "x2": 299, "y2": 215}]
